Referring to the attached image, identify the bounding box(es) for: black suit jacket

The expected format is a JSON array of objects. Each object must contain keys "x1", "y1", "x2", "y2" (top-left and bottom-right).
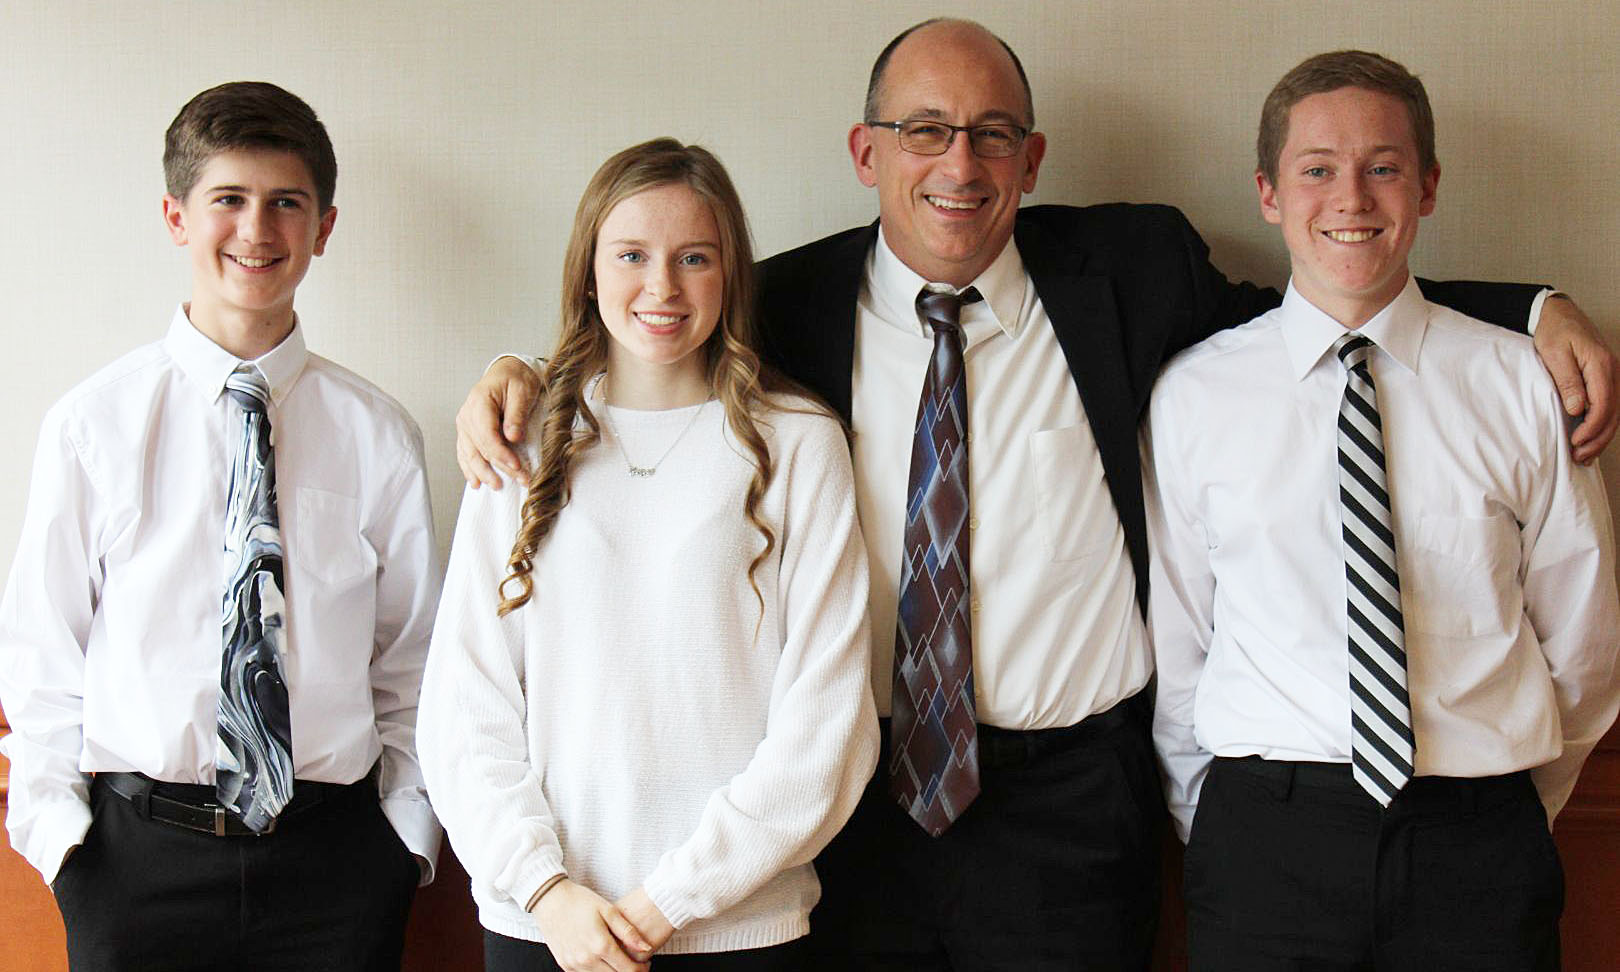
[{"x1": 755, "y1": 203, "x2": 1539, "y2": 615}]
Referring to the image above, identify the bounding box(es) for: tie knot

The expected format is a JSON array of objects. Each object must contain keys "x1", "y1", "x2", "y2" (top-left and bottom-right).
[
  {"x1": 226, "y1": 366, "x2": 271, "y2": 414},
  {"x1": 1334, "y1": 332, "x2": 1375, "y2": 373},
  {"x1": 916, "y1": 286, "x2": 983, "y2": 335}
]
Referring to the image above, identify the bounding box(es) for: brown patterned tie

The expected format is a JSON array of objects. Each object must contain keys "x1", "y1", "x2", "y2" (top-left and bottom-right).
[{"x1": 890, "y1": 285, "x2": 982, "y2": 836}]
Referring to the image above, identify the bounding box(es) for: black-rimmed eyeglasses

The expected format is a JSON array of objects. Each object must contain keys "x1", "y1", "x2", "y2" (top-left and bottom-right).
[{"x1": 867, "y1": 119, "x2": 1030, "y2": 159}]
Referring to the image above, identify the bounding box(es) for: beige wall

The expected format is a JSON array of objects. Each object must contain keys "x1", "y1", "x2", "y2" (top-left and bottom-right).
[{"x1": 2, "y1": 0, "x2": 1616, "y2": 565}]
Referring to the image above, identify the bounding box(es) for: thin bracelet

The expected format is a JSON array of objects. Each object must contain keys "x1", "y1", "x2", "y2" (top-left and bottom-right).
[{"x1": 526, "y1": 873, "x2": 567, "y2": 913}]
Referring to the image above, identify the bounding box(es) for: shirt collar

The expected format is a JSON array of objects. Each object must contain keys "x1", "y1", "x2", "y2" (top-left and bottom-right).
[
  {"x1": 1280, "y1": 275, "x2": 1429, "y2": 381},
  {"x1": 868, "y1": 228, "x2": 1029, "y2": 341},
  {"x1": 162, "y1": 304, "x2": 310, "y2": 406}
]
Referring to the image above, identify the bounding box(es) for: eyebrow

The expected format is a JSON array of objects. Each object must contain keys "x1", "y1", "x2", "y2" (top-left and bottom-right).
[
  {"x1": 205, "y1": 184, "x2": 314, "y2": 198},
  {"x1": 605, "y1": 238, "x2": 721, "y2": 249},
  {"x1": 901, "y1": 107, "x2": 1025, "y2": 125},
  {"x1": 1295, "y1": 145, "x2": 1407, "y2": 158}
]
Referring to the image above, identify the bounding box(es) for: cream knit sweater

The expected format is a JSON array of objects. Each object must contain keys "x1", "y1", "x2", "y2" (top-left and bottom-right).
[{"x1": 418, "y1": 394, "x2": 879, "y2": 953}]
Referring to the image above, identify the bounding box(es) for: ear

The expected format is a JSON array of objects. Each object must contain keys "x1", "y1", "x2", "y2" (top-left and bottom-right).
[
  {"x1": 1418, "y1": 164, "x2": 1440, "y2": 217},
  {"x1": 313, "y1": 206, "x2": 337, "y2": 257},
  {"x1": 1020, "y1": 131, "x2": 1047, "y2": 193},
  {"x1": 848, "y1": 122, "x2": 878, "y2": 188},
  {"x1": 1257, "y1": 170, "x2": 1282, "y2": 225},
  {"x1": 162, "y1": 194, "x2": 189, "y2": 246}
]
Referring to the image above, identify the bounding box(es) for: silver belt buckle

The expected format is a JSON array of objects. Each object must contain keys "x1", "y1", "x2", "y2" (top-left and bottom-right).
[{"x1": 215, "y1": 806, "x2": 227, "y2": 837}]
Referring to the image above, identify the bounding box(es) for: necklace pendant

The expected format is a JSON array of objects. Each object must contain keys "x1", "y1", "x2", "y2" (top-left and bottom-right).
[{"x1": 628, "y1": 465, "x2": 656, "y2": 478}]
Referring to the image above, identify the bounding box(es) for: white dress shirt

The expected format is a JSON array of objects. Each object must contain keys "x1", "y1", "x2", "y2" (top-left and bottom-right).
[
  {"x1": 0, "y1": 307, "x2": 444, "y2": 884},
  {"x1": 1145, "y1": 277, "x2": 1619, "y2": 840},
  {"x1": 853, "y1": 230, "x2": 1151, "y2": 728}
]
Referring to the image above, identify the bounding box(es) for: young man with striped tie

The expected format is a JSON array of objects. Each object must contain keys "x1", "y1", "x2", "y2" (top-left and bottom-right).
[{"x1": 1143, "y1": 50, "x2": 1619, "y2": 972}]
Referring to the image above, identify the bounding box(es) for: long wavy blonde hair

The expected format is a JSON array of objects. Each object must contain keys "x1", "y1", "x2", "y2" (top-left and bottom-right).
[{"x1": 498, "y1": 138, "x2": 790, "y2": 619}]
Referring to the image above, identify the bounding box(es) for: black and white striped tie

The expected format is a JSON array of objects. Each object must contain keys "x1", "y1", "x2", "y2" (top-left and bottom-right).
[{"x1": 1335, "y1": 333, "x2": 1415, "y2": 806}]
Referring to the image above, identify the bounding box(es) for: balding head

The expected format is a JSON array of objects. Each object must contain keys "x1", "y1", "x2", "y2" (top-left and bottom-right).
[{"x1": 865, "y1": 18, "x2": 1035, "y2": 127}]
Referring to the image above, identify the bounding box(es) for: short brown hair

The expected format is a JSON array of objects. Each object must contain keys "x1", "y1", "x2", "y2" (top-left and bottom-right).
[
  {"x1": 1257, "y1": 50, "x2": 1435, "y2": 186},
  {"x1": 164, "y1": 81, "x2": 337, "y2": 210}
]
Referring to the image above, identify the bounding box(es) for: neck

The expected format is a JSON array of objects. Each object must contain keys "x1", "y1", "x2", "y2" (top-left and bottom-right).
[
  {"x1": 1294, "y1": 271, "x2": 1410, "y2": 330},
  {"x1": 186, "y1": 298, "x2": 296, "y2": 360},
  {"x1": 600, "y1": 353, "x2": 711, "y2": 410}
]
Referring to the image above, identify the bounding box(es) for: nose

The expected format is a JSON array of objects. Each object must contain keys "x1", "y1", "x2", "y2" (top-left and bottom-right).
[
  {"x1": 645, "y1": 259, "x2": 680, "y2": 300},
  {"x1": 1334, "y1": 172, "x2": 1373, "y2": 213},
  {"x1": 238, "y1": 201, "x2": 273, "y2": 243},
  {"x1": 937, "y1": 128, "x2": 985, "y2": 182}
]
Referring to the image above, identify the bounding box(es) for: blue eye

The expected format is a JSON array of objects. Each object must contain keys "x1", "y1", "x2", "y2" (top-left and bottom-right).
[
  {"x1": 1303, "y1": 166, "x2": 1329, "y2": 179},
  {"x1": 679, "y1": 252, "x2": 709, "y2": 266},
  {"x1": 1369, "y1": 164, "x2": 1397, "y2": 176},
  {"x1": 618, "y1": 251, "x2": 645, "y2": 264}
]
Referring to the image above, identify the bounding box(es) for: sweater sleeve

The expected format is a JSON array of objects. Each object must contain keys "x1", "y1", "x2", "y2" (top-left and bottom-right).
[
  {"x1": 415, "y1": 470, "x2": 567, "y2": 911},
  {"x1": 641, "y1": 414, "x2": 880, "y2": 928}
]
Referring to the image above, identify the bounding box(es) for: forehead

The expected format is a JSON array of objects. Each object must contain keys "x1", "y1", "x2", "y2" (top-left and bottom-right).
[
  {"x1": 879, "y1": 27, "x2": 1027, "y2": 121},
  {"x1": 598, "y1": 183, "x2": 720, "y2": 242},
  {"x1": 1283, "y1": 86, "x2": 1418, "y2": 155},
  {"x1": 190, "y1": 147, "x2": 317, "y2": 192}
]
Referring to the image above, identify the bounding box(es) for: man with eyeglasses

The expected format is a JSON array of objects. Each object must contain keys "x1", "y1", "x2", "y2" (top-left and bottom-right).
[{"x1": 457, "y1": 18, "x2": 1617, "y2": 971}]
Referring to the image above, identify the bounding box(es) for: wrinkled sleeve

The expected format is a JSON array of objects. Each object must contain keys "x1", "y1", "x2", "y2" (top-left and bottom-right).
[
  {"x1": 367, "y1": 421, "x2": 444, "y2": 883},
  {"x1": 0, "y1": 407, "x2": 102, "y2": 884},
  {"x1": 416, "y1": 466, "x2": 566, "y2": 911},
  {"x1": 1141, "y1": 393, "x2": 1218, "y2": 843},
  {"x1": 1518, "y1": 382, "x2": 1620, "y2": 822}
]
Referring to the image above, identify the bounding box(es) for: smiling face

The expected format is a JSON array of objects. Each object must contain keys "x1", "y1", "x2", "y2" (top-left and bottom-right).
[
  {"x1": 592, "y1": 182, "x2": 725, "y2": 398},
  {"x1": 848, "y1": 21, "x2": 1046, "y2": 287},
  {"x1": 163, "y1": 147, "x2": 335, "y2": 356},
  {"x1": 1258, "y1": 86, "x2": 1439, "y2": 327}
]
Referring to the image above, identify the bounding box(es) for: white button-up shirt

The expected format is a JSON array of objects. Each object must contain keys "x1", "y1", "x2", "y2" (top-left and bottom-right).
[
  {"x1": 0, "y1": 307, "x2": 443, "y2": 883},
  {"x1": 852, "y1": 231, "x2": 1151, "y2": 729},
  {"x1": 1145, "y1": 277, "x2": 1619, "y2": 840}
]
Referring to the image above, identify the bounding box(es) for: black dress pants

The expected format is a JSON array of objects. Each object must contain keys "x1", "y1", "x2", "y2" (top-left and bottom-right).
[
  {"x1": 805, "y1": 692, "x2": 1164, "y2": 971},
  {"x1": 51, "y1": 773, "x2": 420, "y2": 972},
  {"x1": 1185, "y1": 757, "x2": 1563, "y2": 972}
]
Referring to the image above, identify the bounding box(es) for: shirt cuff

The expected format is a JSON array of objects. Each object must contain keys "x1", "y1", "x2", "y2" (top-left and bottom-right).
[
  {"x1": 26, "y1": 797, "x2": 94, "y2": 887},
  {"x1": 1527, "y1": 288, "x2": 1561, "y2": 337},
  {"x1": 380, "y1": 795, "x2": 443, "y2": 886},
  {"x1": 485, "y1": 353, "x2": 543, "y2": 375}
]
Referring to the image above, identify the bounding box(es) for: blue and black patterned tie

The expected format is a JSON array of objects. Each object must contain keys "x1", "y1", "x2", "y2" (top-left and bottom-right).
[
  {"x1": 217, "y1": 365, "x2": 294, "y2": 832},
  {"x1": 890, "y1": 285, "x2": 982, "y2": 836},
  {"x1": 1335, "y1": 334, "x2": 1415, "y2": 805}
]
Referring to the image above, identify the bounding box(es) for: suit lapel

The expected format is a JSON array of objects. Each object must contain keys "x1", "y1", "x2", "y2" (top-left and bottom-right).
[
  {"x1": 1015, "y1": 217, "x2": 1136, "y2": 445},
  {"x1": 799, "y1": 223, "x2": 875, "y2": 422},
  {"x1": 1015, "y1": 214, "x2": 1150, "y2": 612}
]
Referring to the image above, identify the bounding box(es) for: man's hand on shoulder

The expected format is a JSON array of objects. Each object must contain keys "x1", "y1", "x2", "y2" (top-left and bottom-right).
[
  {"x1": 456, "y1": 356, "x2": 542, "y2": 488},
  {"x1": 1533, "y1": 295, "x2": 1619, "y2": 463}
]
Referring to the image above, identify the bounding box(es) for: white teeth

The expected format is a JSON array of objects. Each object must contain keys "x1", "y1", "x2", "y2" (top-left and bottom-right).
[
  {"x1": 231, "y1": 256, "x2": 276, "y2": 268},
  {"x1": 926, "y1": 195, "x2": 979, "y2": 210},
  {"x1": 636, "y1": 313, "x2": 684, "y2": 325},
  {"x1": 1325, "y1": 229, "x2": 1378, "y2": 243}
]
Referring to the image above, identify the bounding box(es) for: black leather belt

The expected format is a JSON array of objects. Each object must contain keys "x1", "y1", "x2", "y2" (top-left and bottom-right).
[{"x1": 96, "y1": 767, "x2": 376, "y2": 837}]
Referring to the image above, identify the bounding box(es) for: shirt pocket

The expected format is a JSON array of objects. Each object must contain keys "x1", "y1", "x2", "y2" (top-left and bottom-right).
[
  {"x1": 284, "y1": 485, "x2": 371, "y2": 586},
  {"x1": 1403, "y1": 512, "x2": 1521, "y2": 637},
  {"x1": 1027, "y1": 423, "x2": 1113, "y2": 564}
]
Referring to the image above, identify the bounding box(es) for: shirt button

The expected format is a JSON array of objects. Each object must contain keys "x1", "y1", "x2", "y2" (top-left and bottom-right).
[
  {"x1": 971, "y1": 599, "x2": 981, "y2": 613},
  {"x1": 969, "y1": 517, "x2": 979, "y2": 531}
]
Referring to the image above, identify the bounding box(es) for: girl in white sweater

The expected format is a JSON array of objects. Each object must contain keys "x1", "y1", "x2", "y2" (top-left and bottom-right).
[{"x1": 418, "y1": 139, "x2": 879, "y2": 972}]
